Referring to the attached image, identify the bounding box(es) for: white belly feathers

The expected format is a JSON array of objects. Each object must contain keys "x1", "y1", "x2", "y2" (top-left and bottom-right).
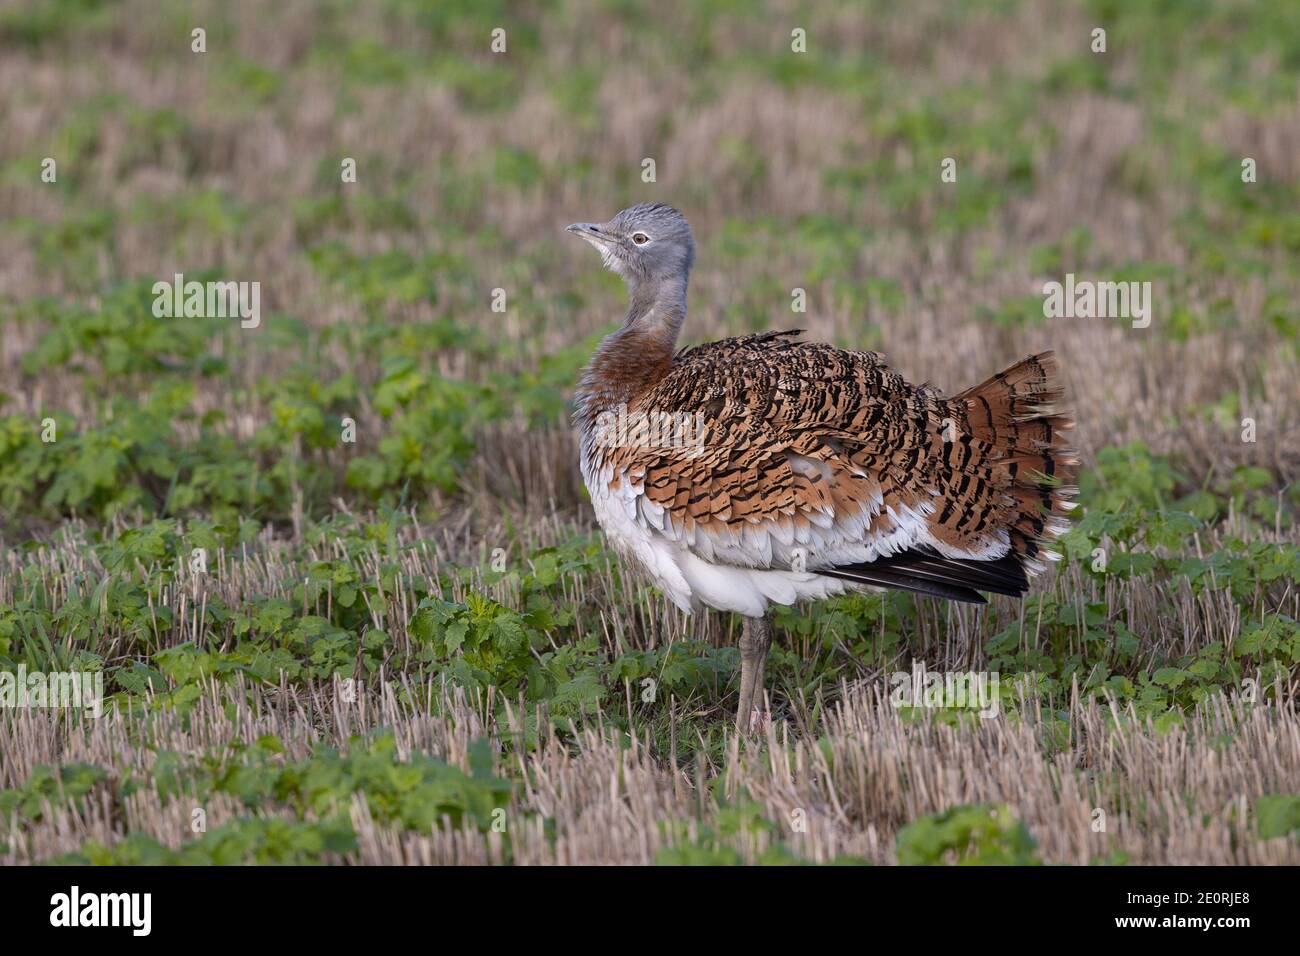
[{"x1": 584, "y1": 460, "x2": 861, "y2": 617}]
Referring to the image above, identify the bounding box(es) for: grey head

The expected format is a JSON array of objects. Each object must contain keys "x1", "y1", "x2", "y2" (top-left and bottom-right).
[{"x1": 566, "y1": 202, "x2": 696, "y2": 290}]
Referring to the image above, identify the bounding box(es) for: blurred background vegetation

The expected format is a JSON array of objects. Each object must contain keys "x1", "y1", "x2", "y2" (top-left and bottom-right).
[{"x1": 0, "y1": 0, "x2": 1296, "y2": 530}]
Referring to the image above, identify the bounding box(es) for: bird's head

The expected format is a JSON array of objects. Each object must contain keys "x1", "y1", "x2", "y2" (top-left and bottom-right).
[{"x1": 566, "y1": 202, "x2": 695, "y2": 287}]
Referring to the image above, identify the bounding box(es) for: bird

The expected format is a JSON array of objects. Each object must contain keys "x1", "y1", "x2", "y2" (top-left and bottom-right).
[{"x1": 567, "y1": 203, "x2": 1077, "y2": 731}]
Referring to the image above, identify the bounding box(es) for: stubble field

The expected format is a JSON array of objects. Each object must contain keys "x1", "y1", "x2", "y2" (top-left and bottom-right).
[{"x1": 1, "y1": 0, "x2": 1298, "y2": 864}]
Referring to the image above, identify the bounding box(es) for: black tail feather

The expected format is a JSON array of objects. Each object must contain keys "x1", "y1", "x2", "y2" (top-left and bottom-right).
[{"x1": 815, "y1": 547, "x2": 1028, "y2": 604}]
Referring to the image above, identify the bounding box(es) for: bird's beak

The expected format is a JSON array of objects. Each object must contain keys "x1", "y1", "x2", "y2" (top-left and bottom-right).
[{"x1": 566, "y1": 222, "x2": 612, "y2": 247}]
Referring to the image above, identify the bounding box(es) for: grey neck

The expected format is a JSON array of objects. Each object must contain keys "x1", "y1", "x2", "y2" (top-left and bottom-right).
[{"x1": 623, "y1": 274, "x2": 688, "y2": 344}]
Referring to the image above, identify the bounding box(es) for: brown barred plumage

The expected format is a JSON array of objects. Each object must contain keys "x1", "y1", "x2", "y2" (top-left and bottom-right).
[{"x1": 584, "y1": 330, "x2": 1076, "y2": 595}]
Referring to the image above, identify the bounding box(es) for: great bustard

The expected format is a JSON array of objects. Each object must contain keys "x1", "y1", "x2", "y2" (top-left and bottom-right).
[{"x1": 567, "y1": 203, "x2": 1077, "y2": 731}]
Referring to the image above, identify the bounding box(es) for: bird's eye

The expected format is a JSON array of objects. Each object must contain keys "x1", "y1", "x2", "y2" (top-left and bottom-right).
[{"x1": 632, "y1": 232, "x2": 650, "y2": 245}]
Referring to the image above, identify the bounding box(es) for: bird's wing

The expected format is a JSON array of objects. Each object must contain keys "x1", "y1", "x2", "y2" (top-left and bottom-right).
[{"x1": 587, "y1": 332, "x2": 1075, "y2": 601}]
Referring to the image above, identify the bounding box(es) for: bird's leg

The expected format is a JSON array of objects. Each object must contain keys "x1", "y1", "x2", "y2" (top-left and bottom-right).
[
  {"x1": 736, "y1": 614, "x2": 773, "y2": 733},
  {"x1": 750, "y1": 614, "x2": 772, "y2": 728}
]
